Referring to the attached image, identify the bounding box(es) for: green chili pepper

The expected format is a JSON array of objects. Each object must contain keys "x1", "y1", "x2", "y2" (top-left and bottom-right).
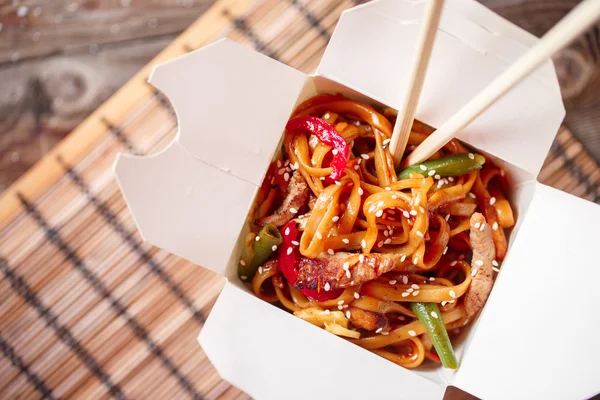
[
  {"x1": 238, "y1": 224, "x2": 283, "y2": 282},
  {"x1": 398, "y1": 153, "x2": 485, "y2": 180},
  {"x1": 411, "y1": 302, "x2": 458, "y2": 369}
]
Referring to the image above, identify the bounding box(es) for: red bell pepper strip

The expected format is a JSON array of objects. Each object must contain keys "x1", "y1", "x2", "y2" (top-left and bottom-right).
[
  {"x1": 286, "y1": 116, "x2": 349, "y2": 181},
  {"x1": 280, "y1": 221, "x2": 342, "y2": 301}
]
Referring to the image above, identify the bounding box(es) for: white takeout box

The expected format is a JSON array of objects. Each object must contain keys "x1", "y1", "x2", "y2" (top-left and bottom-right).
[{"x1": 113, "y1": 1, "x2": 600, "y2": 399}]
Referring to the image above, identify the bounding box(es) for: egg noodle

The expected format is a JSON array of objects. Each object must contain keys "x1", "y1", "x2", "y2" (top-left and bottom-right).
[{"x1": 241, "y1": 94, "x2": 514, "y2": 369}]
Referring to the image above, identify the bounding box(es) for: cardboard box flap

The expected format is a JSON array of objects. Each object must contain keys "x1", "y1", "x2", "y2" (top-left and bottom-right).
[
  {"x1": 113, "y1": 141, "x2": 257, "y2": 275},
  {"x1": 453, "y1": 183, "x2": 600, "y2": 400},
  {"x1": 149, "y1": 38, "x2": 307, "y2": 186},
  {"x1": 317, "y1": 0, "x2": 564, "y2": 176},
  {"x1": 200, "y1": 282, "x2": 447, "y2": 400}
]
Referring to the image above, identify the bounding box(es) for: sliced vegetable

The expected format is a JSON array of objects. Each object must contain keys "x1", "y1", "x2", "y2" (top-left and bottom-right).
[
  {"x1": 286, "y1": 116, "x2": 349, "y2": 181},
  {"x1": 410, "y1": 302, "x2": 458, "y2": 369},
  {"x1": 398, "y1": 153, "x2": 485, "y2": 180},
  {"x1": 238, "y1": 224, "x2": 282, "y2": 282}
]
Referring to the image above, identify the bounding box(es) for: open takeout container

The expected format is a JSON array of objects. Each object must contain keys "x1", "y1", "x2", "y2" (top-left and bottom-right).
[{"x1": 113, "y1": 1, "x2": 600, "y2": 399}]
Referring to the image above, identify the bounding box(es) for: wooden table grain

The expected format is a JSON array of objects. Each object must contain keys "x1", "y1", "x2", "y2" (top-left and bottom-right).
[{"x1": 0, "y1": 0, "x2": 599, "y2": 193}]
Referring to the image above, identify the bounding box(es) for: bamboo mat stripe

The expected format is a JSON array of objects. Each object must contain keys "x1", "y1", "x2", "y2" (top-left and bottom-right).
[{"x1": 0, "y1": 0, "x2": 599, "y2": 399}]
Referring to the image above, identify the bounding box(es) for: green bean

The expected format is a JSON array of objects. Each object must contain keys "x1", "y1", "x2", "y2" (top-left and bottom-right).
[
  {"x1": 238, "y1": 224, "x2": 282, "y2": 282},
  {"x1": 411, "y1": 302, "x2": 458, "y2": 369},
  {"x1": 398, "y1": 153, "x2": 485, "y2": 180}
]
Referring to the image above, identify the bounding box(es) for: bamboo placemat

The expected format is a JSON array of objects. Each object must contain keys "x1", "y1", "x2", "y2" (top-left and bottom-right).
[{"x1": 0, "y1": 0, "x2": 599, "y2": 399}]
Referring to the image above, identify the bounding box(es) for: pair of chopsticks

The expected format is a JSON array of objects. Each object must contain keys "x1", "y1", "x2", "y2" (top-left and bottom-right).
[{"x1": 390, "y1": 0, "x2": 600, "y2": 168}]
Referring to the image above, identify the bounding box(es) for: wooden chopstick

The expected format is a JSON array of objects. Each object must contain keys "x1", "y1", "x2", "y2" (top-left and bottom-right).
[
  {"x1": 405, "y1": 0, "x2": 600, "y2": 166},
  {"x1": 390, "y1": 0, "x2": 445, "y2": 168}
]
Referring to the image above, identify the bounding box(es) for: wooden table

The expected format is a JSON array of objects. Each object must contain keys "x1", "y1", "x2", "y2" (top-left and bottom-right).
[{"x1": 1, "y1": 0, "x2": 599, "y2": 193}]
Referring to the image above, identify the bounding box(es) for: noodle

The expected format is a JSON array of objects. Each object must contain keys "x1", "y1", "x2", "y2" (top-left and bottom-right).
[{"x1": 239, "y1": 94, "x2": 514, "y2": 369}]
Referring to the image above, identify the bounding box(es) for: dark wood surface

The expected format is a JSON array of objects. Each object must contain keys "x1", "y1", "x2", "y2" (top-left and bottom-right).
[{"x1": 0, "y1": 0, "x2": 599, "y2": 193}]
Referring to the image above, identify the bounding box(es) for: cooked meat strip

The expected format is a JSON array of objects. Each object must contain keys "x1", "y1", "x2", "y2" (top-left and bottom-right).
[
  {"x1": 347, "y1": 306, "x2": 390, "y2": 332},
  {"x1": 464, "y1": 212, "x2": 496, "y2": 322},
  {"x1": 295, "y1": 252, "x2": 415, "y2": 291},
  {"x1": 256, "y1": 171, "x2": 309, "y2": 227}
]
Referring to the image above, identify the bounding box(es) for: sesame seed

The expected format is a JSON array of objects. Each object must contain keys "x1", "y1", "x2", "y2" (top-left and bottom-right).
[
  {"x1": 241, "y1": 275, "x2": 248, "y2": 280},
  {"x1": 443, "y1": 246, "x2": 448, "y2": 255},
  {"x1": 324, "y1": 113, "x2": 331, "y2": 119},
  {"x1": 358, "y1": 187, "x2": 364, "y2": 196},
  {"x1": 480, "y1": 223, "x2": 485, "y2": 231},
  {"x1": 278, "y1": 168, "x2": 286, "y2": 175},
  {"x1": 407, "y1": 288, "x2": 414, "y2": 293},
  {"x1": 413, "y1": 257, "x2": 419, "y2": 264},
  {"x1": 381, "y1": 331, "x2": 389, "y2": 335},
  {"x1": 449, "y1": 290, "x2": 456, "y2": 298},
  {"x1": 492, "y1": 267, "x2": 500, "y2": 273},
  {"x1": 383, "y1": 230, "x2": 389, "y2": 237},
  {"x1": 434, "y1": 174, "x2": 441, "y2": 180},
  {"x1": 285, "y1": 227, "x2": 290, "y2": 236},
  {"x1": 398, "y1": 315, "x2": 406, "y2": 321},
  {"x1": 277, "y1": 160, "x2": 282, "y2": 168},
  {"x1": 324, "y1": 282, "x2": 331, "y2": 291},
  {"x1": 392, "y1": 195, "x2": 398, "y2": 199},
  {"x1": 416, "y1": 231, "x2": 424, "y2": 237},
  {"x1": 272, "y1": 245, "x2": 278, "y2": 251},
  {"x1": 328, "y1": 249, "x2": 335, "y2": 255},
  {"x1": 428, "y1": 170, "x2": 436, "y2": 176},
  {"x1": 377, "y1": 240, "x2": 384, "y2": 247},
  {"x1": 419, "y1": 206, "x2": 425, "y2": 214},
  {"x1": 388, "y1": 210, "x2": 395, "y2": 215},
  {"x1": 384, "y1": 186, "x2": 391, "y2": 191},
  {"x1": 354, "y1": 292, "x2": 360, "y2": 299},
  {"x1": 338, "y1": 300, "x2": 345, "y2": 305},
  {"x1": 335, "y1": 181, "x2": 342, "y2": 186},
  {"x1": 324, "y1": 309, "x2": 331, "y2": 314},
  {"x1": 332, "y1": 216, "x2": 340, "y2": 222},
  {"x1": 292, "y1": 240, "x2": 300, "y2": 246},
  {"x1": 401, "y1": 255, "x2": 407, "y2": 262},
  {"x1": 375, "y1": 327, "x2": 383, "y2": 333},
  {"x1": 492, "y1": 222, "x2": 499, "y2": 230},
  {"x1": 338, "y1": 305, "x2": 343, "y2": 310},
  {"x1": 359, "y1": 254, "x2": 365, "y2": 263},
  {"x1": 346, "y1": 311, "x2": 351, "y2": 319},
  {"x1": 475, "y1": 260, "x2": 484, "y2": 266},
  {"x1": 451, "y1": 261, "x2": 457, "y2": 266},
  {"x1": 403, "y1": 211, "x2": 410, "y2": 219},
  {"x1": 401, "y1": 292, "x2": 410, "y2": 297},
  {"x1": 419, "y1": 165, "x2": 427, "y2": 171},
  {"x1": 389, "y1": 280, "x2": 397, "y2": 285},
  {"x1": 354, "y1": 165, "x2": 360, "y2": 170},
  {"x1": 410, "y1": 210, "x2": 418, "y2": 216},
  {"x1": 240, "y1": 260, "x2": 246, "y2": 266},
  {"x1": 412, "y1": 290, "x2": 419, "y2": 296},
  {"x1": 430, "y1": 277, "x2": 436, "y2": 281},
  {"x1": 290, "y1": 207, "x2": 298, "y2": 214},
  {"x1": 320, "y1": 177, "x2": 325, "y2": 180},
  {"x1": 346, "y1": 269, "x2": 351, "y2": 278},
  {"x1": 361, "y1": 154, "x2": 369, "y2": 160},
  {"x1": 402, "y1": 276, "x2": 408, "y2": 284},
  {"x1": 384, "y1": 238, "x2": 392, "y2": 244},
  {"x1": 342, "y1": 238, "x2": 350, "y2": 244},
  {"x1": 441, "y1": 301, "x2": 448, "y2": 306},
  {"x1": 490, "y1": 197, "x2": 496, "y2": 206},
  {"x1": 287, "y1": 247, "x2": 293, "y2": 255},
  {"x1": 408, "y1": 330, "x2": 417, "y2": 337},
  {"x1": 411, "y1": 284, "x2": 419, "y2": 290},
  {"x1": 468, "y1": 153, "x2": 475, "y2": 160},
  {"x1": 431, "y1": 311, "x2": 438, "y2": 319},
  {"x1": 368, "y1": 205, "x2": 376, "y2": 213},
  {"x1": 343, "y1": 262, "x2": 350, "y2": 271},
  {"x1": 258, "y1": 266, "x2": 263, "y2": 274},
  {"x1": 474, "y1": 222, "x2": 481, "y2": 229},
  {"x1": 357, "y1": 159, "x2": 363, "y2": 165},
  {"x1": 255, "y1": 236, "x2": 260, "y2": 242},
  {"x1": 471, "y1": 268, "x2": 478, "y2": 277},
  {"x1": 469, "y1": 193, "x2": 476, "y2": 199},
  {"x1": 376, "y1": 210, "x2": 384, "y2": 218},
  {"x1": 332, "y1": 149, "x2": 338, "y2": 155},
  {"x1": 458, "y1": 254, "x2": 465, "y2": 260},
  {"x1": 316, "y1": 231, "x2": 323, "y2": 240},
  {"x1": 492, "y1": 260, "x2": 499, "y2": 267},
  {"x1": 361, "y1": 239, "x2": 367, "y2": 248}
]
